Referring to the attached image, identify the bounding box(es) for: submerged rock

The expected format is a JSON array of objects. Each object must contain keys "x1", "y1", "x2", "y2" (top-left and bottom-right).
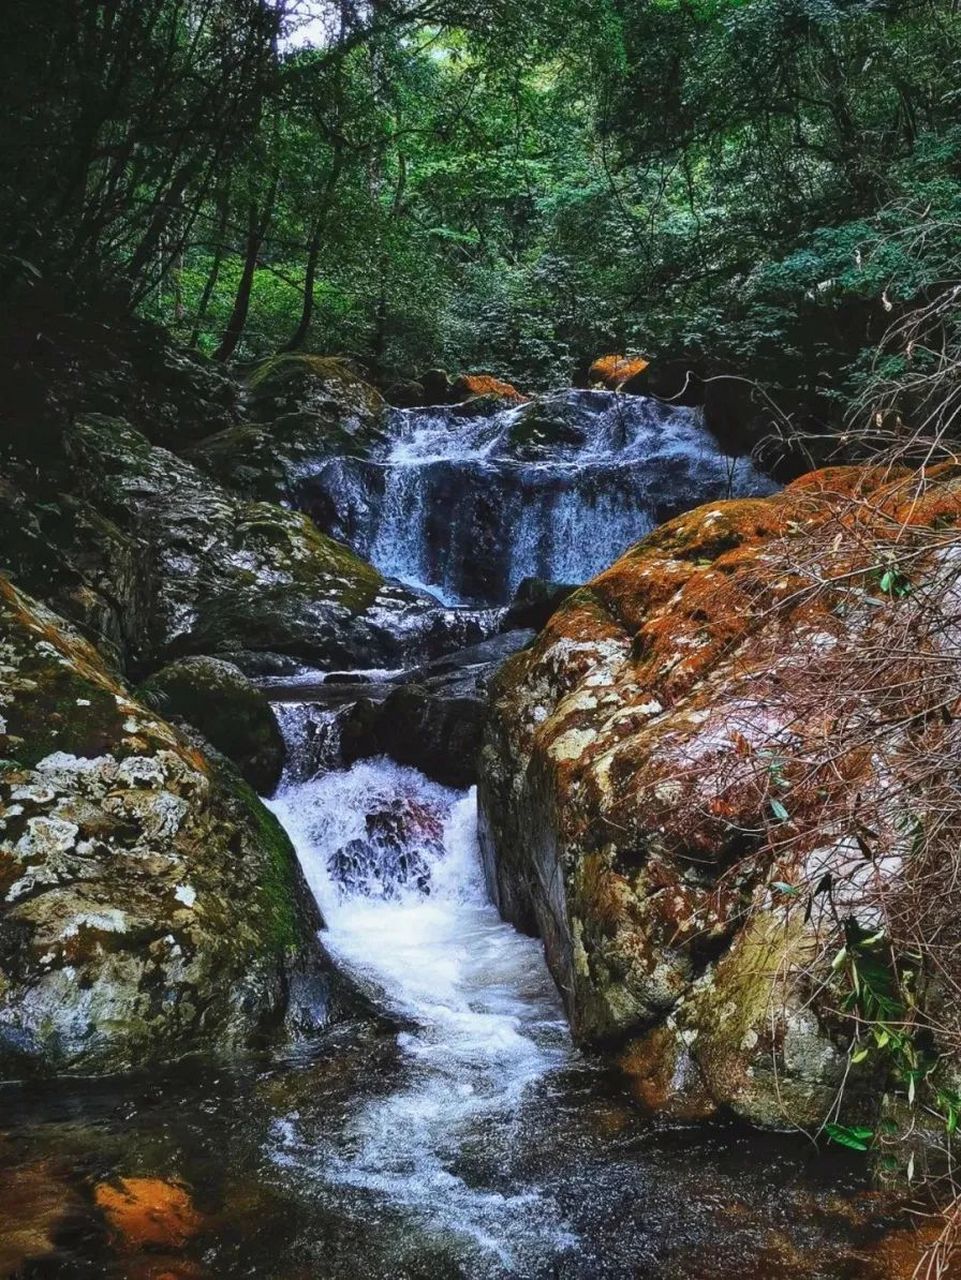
[
  {"x1": 139, "y1": 657, "x2": 285, "y2": 795},
  {"x1": 479, "y1": 466, "x2": 961, "y2": 1127},
  {"x1": 0, "y1": 575, "x2": 336, "y2": 1076},
  {"x1": 328, "y1": 796, "x2": 445, "y2": 899}
]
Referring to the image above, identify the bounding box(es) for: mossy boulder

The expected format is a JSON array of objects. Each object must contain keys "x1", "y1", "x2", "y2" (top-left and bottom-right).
[
  {"x1": 187, "y1": 354, "x2": 388, "y2": 501},
  {"x1": 0, "y1": 575, "x2": 338, "y2": 1076},
  {"x1": 139, "y1": 657, "x2": 285, "y2": 795},
  {"x1": 479, "y1": 465, "x2": 961, "y2": 1127},
  {"x1": 65, "y1": 414, "x2": 434, "y2": 672},
  {"x1": 247, "y1": 353, "x2": 384, "y2": 424}
]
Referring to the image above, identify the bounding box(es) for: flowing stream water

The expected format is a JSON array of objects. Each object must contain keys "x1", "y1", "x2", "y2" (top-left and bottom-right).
[{"x1": 267, "y1": 756, "x2": 576, "y2": 1273}]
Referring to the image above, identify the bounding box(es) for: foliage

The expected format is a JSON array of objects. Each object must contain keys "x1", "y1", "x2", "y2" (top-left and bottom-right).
[{"x1": 3, "y1": 0, "x2": 959, "y2": 411}]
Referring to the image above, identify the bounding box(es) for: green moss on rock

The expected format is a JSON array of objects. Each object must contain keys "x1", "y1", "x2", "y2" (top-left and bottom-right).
[
  {"x1": 0, "y1": 574, "x2": 334, "y2": 1077},
  {"x1": 139, "y1": 656, "x2": 285, "y2": 794}
]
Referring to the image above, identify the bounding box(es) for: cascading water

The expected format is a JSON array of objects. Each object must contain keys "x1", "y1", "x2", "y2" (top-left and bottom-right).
[
  {"x1": 299, "y1": 390, "x2": 777, "y2": 605},
  {"x1": 268, "y1": 740, "x2": 576, "y2": 1273}
]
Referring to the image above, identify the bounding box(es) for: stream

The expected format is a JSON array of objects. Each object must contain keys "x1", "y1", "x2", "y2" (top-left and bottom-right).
[{"x1": 0, "y1": 394, "x2": 922, "y2": 1277}]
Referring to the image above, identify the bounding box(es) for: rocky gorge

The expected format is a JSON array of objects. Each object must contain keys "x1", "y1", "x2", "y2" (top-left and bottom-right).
[{"x1": 0, "y1": 346, "x2": 955, "y2": 1276}]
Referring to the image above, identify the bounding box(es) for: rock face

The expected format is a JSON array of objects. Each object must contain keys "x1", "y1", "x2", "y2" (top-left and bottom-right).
[
  {"x1": 479, "y1": 466, "x2": 961, "y2": 1127},
  {"x1": 0, "y1": 575, "x2": 334, "y2": 1076},
  {"x1": 65, "y1": 413, "x2": 450, "y2": 673},
  {"x1": 139, "y1": 657, "x2": 285, "y2": 795}
]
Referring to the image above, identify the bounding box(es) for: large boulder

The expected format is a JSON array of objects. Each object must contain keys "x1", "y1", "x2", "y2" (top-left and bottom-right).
[
  {"x1": 139, "y1": 656, "x2": 285, "y2": 795},
  {"x1": 0, "y1": 575, "x2": 336, "y2": 1076},
  {"x1": 65, "y1": 414, "x2": 444, "y2": 672},
  {"x1": 247, "y1": 352, "x2": 385, "y2": 425},
  {"x1": 479, "y1": 465, "x2": 961, "y2": 1128}
]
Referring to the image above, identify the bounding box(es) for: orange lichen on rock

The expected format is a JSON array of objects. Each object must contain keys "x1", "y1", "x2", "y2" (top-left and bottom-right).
[
  {"x1": 589, "y1": 354, "x2": 650, "y2": 389},
  {"x1": 480, "y1": 461, "x2": 961, "y2": 1127},
  {"x1": 449, "y1": 372, "x2": 527, "y2": 403},
  {"x1": 94, "y1": 1177, "x2": 203, "y2": 1250}
]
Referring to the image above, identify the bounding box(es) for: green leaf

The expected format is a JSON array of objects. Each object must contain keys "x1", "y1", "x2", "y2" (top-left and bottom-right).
[
  {"x1": 769, "y1": 798, "x2": 790, "y2": 822},
  {"x1": 825, "y1": 1122, "x2": 874, "y2": 1152},
  {"x1": 851, "y1": 1047, "x2": 870, "y2": 1063}
]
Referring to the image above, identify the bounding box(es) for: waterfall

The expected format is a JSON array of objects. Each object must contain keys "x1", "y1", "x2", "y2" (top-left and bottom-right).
[{"x1": 298, "y1": 389, "x2": 777, "y2": 606}]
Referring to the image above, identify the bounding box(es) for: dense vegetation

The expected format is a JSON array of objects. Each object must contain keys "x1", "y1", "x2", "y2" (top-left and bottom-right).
[{"x1": 4, "y1": 1, "x2": 961, "y2": 439}]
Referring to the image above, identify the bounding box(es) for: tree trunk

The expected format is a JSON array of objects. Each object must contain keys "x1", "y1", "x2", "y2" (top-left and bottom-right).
[
  {"x1": 190, "y1": 180, "x2": 232, "y2": 349},
  {"x1": 280, "y1": 150, "x2": 344, "y2": 352},
  {"x1": 214, "y1": 170, "x2": 279, "y2": 363}
]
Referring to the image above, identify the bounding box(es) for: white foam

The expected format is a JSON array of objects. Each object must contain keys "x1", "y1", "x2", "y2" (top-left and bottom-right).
[{"x1": 267, "y1": 757, "x2": 576, "y2": 1267}]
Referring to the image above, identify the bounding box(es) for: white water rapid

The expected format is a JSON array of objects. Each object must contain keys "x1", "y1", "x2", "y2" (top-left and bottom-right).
[{"x1": 267, "y1": 749, "x2": 577, "y2": 1273}]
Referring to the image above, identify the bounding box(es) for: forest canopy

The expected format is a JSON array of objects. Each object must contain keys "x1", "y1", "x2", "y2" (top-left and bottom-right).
[{"x1": 3, "y1": 0, "x2": 961, "y2": 427}]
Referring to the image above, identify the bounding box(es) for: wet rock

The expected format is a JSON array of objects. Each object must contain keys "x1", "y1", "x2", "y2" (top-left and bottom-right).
[
  {"x1": 66, "y1": 414, "x2": 447, "y2": 672},
  {"x1": 328, "y1": 796, "x2": 445, "y2": 899},
  {"x1": 188, "y1": 408, "x2": 387, "y2": 506},
  {"x1": 0, "y1": 472, "x2": 153, "y2": 672},
  {"x1": 247, "y1": 352, "x2": 384, "y2": 425},
  {"x1": 479, "y1": 466, "x2": 961, "y2": 1126},
  {"x1": 340, "y1": 630, "x2": 535, "y2": 788},
  {"x1": 503, "y1": 577, "x2": 578, "y2": 631},
  {"x1": 186, "y1": 354, "x2": 387, "y2": 502},
  {"x1": 139, "y1": 657, "x2": 285, "y2": 795},
  {"x1": 0, "y1": 575, "x2": 337, "y2": 1076}
]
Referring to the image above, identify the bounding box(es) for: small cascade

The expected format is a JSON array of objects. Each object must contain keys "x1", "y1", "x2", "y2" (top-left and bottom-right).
[
  {"x1": 267, "y1": 724, "x2": 575, "y2": 1270},
  {"x1": 272, "y1": 701, "x2": 344, "y2": 783},
  {"x1": 298, "y1": 389, "x2": 776, "y2": 605}
]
